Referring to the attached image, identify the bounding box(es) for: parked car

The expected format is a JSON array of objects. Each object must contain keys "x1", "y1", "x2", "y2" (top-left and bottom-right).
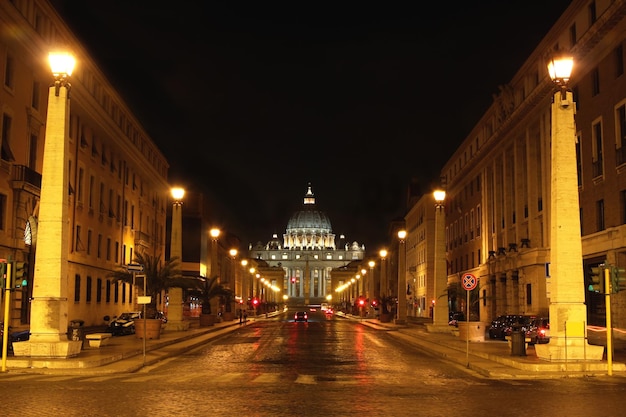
[
  {"x1": 489, "y1": 315, "x2": 523, "y2": 340},
  {"x1": 108, "y1": 311, "x2": 167, "y2": 336},
  {"x1": 0, "y1": 323, "x2": 30, "y2": 353},
  {"x1": 526, "y1": 317, "x2": 550, "y2": 344},
  {"x1": 448, "y1": 311, "x2": 465, "y2": 327},
  {"x1": 502, "y1": 315, "x2": 535, "y2": 338}
]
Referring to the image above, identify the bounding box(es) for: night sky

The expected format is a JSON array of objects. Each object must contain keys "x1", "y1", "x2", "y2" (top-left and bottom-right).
[{"x1": 49, "y1": 0, "x2": 572, "y2": 253}]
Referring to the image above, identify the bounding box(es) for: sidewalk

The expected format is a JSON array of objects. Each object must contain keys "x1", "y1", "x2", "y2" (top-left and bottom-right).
[
  {"x1": 2, "y1": 312, "x2": 626, "y2": 379},
  {"x1": 342, "y1": 313, "x2": 626, "y2": 379}
]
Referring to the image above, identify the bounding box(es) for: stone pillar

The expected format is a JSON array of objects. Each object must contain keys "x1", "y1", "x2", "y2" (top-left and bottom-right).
[
  {"x1": 535, "y1": 89, "x2": 603, "y2": 361},
  {"x1": 13, "y1": 85, "x2": 81, "y2": 358}
]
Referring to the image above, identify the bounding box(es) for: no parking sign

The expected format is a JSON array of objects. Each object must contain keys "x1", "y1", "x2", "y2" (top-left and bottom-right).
[{"x1": 461, "y1": 273, "x2": 477, "y2": 291}]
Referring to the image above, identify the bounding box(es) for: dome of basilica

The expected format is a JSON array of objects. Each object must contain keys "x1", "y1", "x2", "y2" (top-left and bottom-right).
[{"x1": 283, "y1": 184, "x2": 336, "y2": 250}]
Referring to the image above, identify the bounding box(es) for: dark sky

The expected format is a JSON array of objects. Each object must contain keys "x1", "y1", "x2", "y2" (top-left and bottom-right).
[{"x1": 50, "y1": 0, "x2": 572, "y2": 253}]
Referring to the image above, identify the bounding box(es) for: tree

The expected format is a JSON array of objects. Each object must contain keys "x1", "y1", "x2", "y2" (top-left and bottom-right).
[
  {"x1": 190, "y1": 275, "x2": 234, "y2": 315},
  {"x1": 108, "y1": 252, "x2": 200, "y2": 318}
]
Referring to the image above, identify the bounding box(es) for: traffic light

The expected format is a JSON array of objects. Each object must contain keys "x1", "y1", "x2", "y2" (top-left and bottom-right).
[
  {"x1": 611, "y1": 265, "x2": 626, "y2": 293},
  {"x1": 252, "y1": 298, "x2": 259, "y2": 307},
  {"x1": 358, "y1": 298, "x2": 365, "y2": 307},
  {"x1": 588, "y1": 265, "x2": 605, "y2": 293},
  {"x1": 13, "y1": 261, "x2": 28, "y2": 289}
]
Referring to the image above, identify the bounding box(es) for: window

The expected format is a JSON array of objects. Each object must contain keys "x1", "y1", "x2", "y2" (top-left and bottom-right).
[
  {"x1": 592, "y1": 68, "x2": 600, "y2": 96},
  {"x1": 621, "y1": 190, "x2": 626, "y2": 225},
  {"x1": 74, "y1": 274, "x2": 81, "y2": 302},
  {"x1": 86, "y1": 276, "x2": 92, "y2": 302},
  {"x1": 569, "y1": 24, "x2": 577, "y2": 47},
  {"x1": 29, "y1": 133, "x2": 37, "y2": 169},
  {"x1": 87, "y1": 229, "x2": 92, "y2": 255},
  {"x1": 1, "y1": 114, "x2": 16, "y2": 161},
  {"x1": 89, "y1": 175, "x2": 95, "y2": 210},
  {"x1": 77, "y1": 167, "x2": 85, "y2": 204},
  {"x1": 588, "y1": 1, "x2": 597, "y2": 25},
  {"x1": 75, "y1": 225, "x2": 82, "y2": 251},
  {"x1": 97, "y1": 278, "x2": 102, "y2": 302},
  {"x1": 106, "y1": 280, "x2": 111, "y2": 303},
  {"x1": 106, "y1": 237, "x2": 111, "y2": 261},
  {"x1": 4, "y1": 54, "x2": 14, "y2": 89},
  {"x1": 114, "y1": 281, "x2": 119, "y2": 303},
  {"x1": 596, "y1": 199, "x2": 605, "y2": 232},
  {"x1": 592, "y1": 121, "x2": 604, "y2": 177},
  {"x1": 616, "y1": 45, "x2": 624, "y2": 78},
  {"x1": 31, "y1": 81, "x2": 40, "y2": 109},
  {"x1": 617, "y1": 104, "x2": 626, "y2": 165},
  {"x1": 97, "y1": 234, "x2": 102, "y2": 258},
  {"x1": 526, "y1": 284, "x2": 532, "y2": 305},
  {"x1": 0, "y1": 193, "x2": 5, "y2": 231}
]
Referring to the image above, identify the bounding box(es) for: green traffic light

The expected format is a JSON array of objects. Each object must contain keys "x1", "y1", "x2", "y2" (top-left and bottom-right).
[{"x1": 588, "y1": 266, "x2": 604, "y2": 293}]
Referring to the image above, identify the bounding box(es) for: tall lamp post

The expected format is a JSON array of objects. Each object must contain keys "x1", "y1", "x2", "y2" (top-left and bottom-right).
[
  {"x1": 209, "y1": 228, "x2": 221, "y2": 315},
  {"x1": 229, "y1": 248, "x2": 238, "y2": 315},
  {"x1": 428, "y1": 189, "x2": 449, "y2": 332},
  {"x1": 535, "y1": 52, "x2": 603, "y2": 361},
  {"x1": 14, "y1": 52, "x2": 81, "y2": 358},
  {"x1": 368, "y1": 260, "x2": 375, "y2": 315},
  {"x1": 379, "y1": 249, "x2": 388, "y2": 299},
  {"x1": 396, "y1": 230, "x2": 407, "y2": 324},
  {"x1": 168, "y1": 187, "x2": 189, "y2": 330}
]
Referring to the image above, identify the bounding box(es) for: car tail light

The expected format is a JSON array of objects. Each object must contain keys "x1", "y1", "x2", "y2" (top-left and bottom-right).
[{"x1": 539, "y1": 329, "x2": 547, "y2": 337}]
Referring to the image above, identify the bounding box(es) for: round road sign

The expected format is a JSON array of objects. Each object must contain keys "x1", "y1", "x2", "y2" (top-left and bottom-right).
[{"x1": 461, "y1": 273, "x2": 477, "y2": 291}]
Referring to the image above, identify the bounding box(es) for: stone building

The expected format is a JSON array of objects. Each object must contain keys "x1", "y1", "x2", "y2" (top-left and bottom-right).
[
  {"x1": 431, "y1": 0, "x2": 626, "y2": 328},
  {"x1": 248, "y1": 184, "x2": 365, "y2": 305},
  {"x1": 0, "y1": 0, "x2": 170, "y2": 328}
]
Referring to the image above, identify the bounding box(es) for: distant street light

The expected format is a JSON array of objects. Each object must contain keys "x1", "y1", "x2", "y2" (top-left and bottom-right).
[{"x1": 396, "y1": 230, "x2": 407, "y2": 324}]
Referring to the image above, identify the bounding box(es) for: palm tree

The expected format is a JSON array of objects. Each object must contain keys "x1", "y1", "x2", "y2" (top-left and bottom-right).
[
  {"x1": 109, "y1": 252, "x2": 201, "y2": 318},
  {"x1": 191, "y1": 275, "x2": 233, "y2": 315}
]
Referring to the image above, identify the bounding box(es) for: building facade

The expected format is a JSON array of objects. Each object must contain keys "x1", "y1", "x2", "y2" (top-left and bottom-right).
[
  {"x1": 0, "y1": 0, "x2": 171, "y2": 328},
  {"x1": 431, "y1": 0, "x2": 626, "y2": 328}
]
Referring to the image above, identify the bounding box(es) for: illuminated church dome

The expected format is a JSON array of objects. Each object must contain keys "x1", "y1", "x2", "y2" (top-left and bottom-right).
[{"x1": 284, "y1": 184, "x2": 336, "y2": 250}]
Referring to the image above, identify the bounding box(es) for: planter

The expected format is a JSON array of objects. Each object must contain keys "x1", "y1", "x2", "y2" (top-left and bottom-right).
[
  {"x1": 457, "y1": 321, "x2": 486, "y2": 342},
  {"x1": 199, "y1": 313, "x2": 216, "y2": 327},
  {"x1": 134, "y1": 318, "x2": 163, "y2": 339}
]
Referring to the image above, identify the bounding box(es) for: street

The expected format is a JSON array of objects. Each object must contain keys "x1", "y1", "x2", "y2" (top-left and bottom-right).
[{"x1": 1, "y1": 309, "x2": 626, "y2": 416}]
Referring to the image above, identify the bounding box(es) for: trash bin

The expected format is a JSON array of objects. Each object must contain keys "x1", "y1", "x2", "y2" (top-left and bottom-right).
[
  {"x1": 68, "y1": 319, "x2": 85, "y2": 348},
  {"x1": 510, "y1": 330, "x2": 526, "y2": 356}
]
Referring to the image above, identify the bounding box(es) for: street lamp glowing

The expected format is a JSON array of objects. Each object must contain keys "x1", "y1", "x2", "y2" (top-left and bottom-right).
[
  {"x1": 229, "y1": 249, "x2": 238, "y2": 257},
  {"x1": 241, "y1": 259, "x2": 248, "y2": 267},
  {"x1": 210, "y1": 228, "x2": 221, "y2": 239},
  {"x1": 171, "y1": 187, "x2": 185, "y2": 203},
  {"x1": 397, "y1": 230, "x2": 407, "y2": 241},
  {"x1": 379, "y1": 249, "x2": 387, "y2": 259},
  {"x1": 368, "y1": 260, "x2": 375, "y2": 268},
  {"x1": 433, "y1": 190, "x2": 446, "y2": 206},
  {"x1": 49, "y1": 52, "x2": 75, "y2": 78},
  {"x1": 547, "y1": 53, "x2": 574, "y2": 85}
]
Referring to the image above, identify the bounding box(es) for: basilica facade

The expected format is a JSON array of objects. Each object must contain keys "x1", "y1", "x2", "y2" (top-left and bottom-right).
[{"x1": 248, "y1": 185, "x2": 365, "y2": 305}]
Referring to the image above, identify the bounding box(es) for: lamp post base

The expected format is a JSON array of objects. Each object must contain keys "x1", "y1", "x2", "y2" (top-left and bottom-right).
[
  {"x1": 12, "y1": 340, "x2": 82, "y2": 358},
  {"x1": 535, "y1": 340, "x2": 604, "y2": 361},
  {"x1": 164, "y1": 319, "x2": 190, "y2": 331},
  {"x1": 425, "y1": 324, "x2": 455, "y2": 334}
]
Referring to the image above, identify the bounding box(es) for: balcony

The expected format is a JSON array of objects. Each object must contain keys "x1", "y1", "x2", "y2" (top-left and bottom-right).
[{"x1": 11, "y1": 165, "x2": 42, "y2": 192}]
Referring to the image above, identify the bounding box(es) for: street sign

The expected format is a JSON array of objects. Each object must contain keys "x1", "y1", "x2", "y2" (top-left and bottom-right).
[
  {"x1": 127, "y1": 263, "x2": 144, "y2": 272},
  {"x1": 461, "y1": 273, "x2": 477, "y2": 291}
]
